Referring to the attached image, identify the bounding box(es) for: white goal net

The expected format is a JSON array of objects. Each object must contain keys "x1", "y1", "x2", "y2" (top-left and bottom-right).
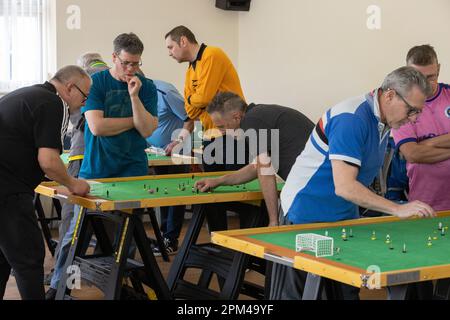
[{"x1": 295, "y1": 233, "x2": 334, "y2": 257}]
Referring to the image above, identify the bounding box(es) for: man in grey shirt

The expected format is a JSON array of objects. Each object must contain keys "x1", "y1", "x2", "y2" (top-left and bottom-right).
[{"x1": 195, "y1": 92, "x2": 314, "y2": 226}]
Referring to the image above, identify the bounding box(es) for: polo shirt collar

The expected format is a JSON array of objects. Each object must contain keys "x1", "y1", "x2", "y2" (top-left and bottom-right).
[
  {"x1": 426, "y1": 83, "x2": 444, "y2": 103},
  {"x1": 366, "y1": 88, "x2": 390, "y2": 140},
  {"x1": 190, "y1": 43, "x2": 207, "y2": 70}
]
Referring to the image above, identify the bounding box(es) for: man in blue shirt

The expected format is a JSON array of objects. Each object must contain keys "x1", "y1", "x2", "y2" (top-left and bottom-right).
[
  {"x1": 45, "y1": 33, "x2": 158, "y2": 299},
  {"x1": 146, "y1": 80, "x2": 189, "y2": 255},
  {"x1": 146, "y1": 80, "x2": 187, "y2": 149},
  {"x1": 271, "y1": 66, "x2": 435, "y2": 300}
]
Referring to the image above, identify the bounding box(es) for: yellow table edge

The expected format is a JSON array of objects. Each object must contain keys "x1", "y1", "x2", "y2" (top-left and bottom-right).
[
  {"x1": 212, "y1": 210, "x2": 450, "y2": 289},
  {"x1": 35, "y1": 171, "x2": 283, "y2": 212}
]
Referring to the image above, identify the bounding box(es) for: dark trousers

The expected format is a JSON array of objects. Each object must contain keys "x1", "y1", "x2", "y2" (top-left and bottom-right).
[
  {"x1": 202, "y1": 136, "x2": 251, "y2": 232},
  {"x1": 0, "y1": 193, "x2": 45, "y2": 300},
  {"x1": 154, "y1": 165, "x2": 188, "y2": 242}
]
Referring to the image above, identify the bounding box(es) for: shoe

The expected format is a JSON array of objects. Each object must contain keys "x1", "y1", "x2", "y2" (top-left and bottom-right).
[
  {"x1": 152, "y1": 238, "x2": 178, "y2": 256},
  {"x1": 43, "y1": 269, "x2": 54, "y2": 286},
  {"x1": 45, "y1": 287, "x2": 57, "y2": 300}
]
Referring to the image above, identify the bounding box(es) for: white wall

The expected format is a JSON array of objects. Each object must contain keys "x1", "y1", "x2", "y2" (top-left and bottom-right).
[
  {"x1": 54, "y1": 0, "x2": 450, "y2": 123},
  {"x1": 238, "y1": 0, "x2": 450, "y2": 122},
  {"x1": 55, "y1": 0, "x2": 239, "y2": 93}
]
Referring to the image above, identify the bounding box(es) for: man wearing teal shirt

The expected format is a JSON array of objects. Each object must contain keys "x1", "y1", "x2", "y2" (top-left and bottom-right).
[{"x1": 46, "y1": 33, "x2": 158, "y2": 299}]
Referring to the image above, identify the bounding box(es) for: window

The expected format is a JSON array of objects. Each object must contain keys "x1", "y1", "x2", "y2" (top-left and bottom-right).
[{"x1": 0, "y1": 0, "x2": 55, "y2": 93}]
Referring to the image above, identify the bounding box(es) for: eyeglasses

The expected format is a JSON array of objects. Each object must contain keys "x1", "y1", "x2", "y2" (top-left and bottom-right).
[
  {"x1": 116, "y1": 55, "x2": 142, "y2": 68},
  {"x1": 73, "y1": 83, "x2": 88, "y2": 103},
  {"x1": 391, "y1": 89, "x2": 422, "y2": 117},
  {"x1": 426, "y1": 74, "x2": 439, "y2": 82}
]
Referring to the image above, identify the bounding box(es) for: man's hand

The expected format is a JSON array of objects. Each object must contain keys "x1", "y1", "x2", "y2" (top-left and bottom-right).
[
  {"x1": 394, "y1": 200, "x2": 436, "y2": 219},
  {"x1": 165, "y1": 140, "x2": 180, "y2": 156},
  {"x1": 194, "y1": 178, "x2": 221, "y2": 192},
  {"x1": 127, "y1": 75, "x2": 142, "y2": 97},
  {"x1": 268, "y1": 220, "x2": 279, "y2": 227},
  {"x1": 68, "y1": 178, "x2": 90, "y2": 196}
]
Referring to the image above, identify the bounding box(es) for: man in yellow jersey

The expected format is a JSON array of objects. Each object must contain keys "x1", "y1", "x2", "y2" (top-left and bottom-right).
[
  {"x1": 165, "y1": 25, "x2": 256, "y2": 231},
  {"x1": 164, "y1": 25, "x2": 244, "y2": 154}
]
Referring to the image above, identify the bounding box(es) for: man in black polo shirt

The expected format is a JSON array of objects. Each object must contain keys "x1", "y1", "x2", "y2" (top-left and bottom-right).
[
  {"x1": 195, "y1": 92, "x2": 314, "y2": 226},
  {"x1": 0, "y1": 65, "x2": 91, "y2": 300}
]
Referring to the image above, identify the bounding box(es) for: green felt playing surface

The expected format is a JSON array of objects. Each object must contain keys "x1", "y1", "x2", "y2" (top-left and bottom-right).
[
  {"x1": 88, "y1": 175, "x2": 284, "y2": 202},
  {"x1": 145, "y1": 153, "x2": 172, "y2": 161},
  {"x1": 60, "y1": 152, "x2": 170, "y2": 165},
  {"x1": 248, "y1": 217, "x2": 450, "y2": 272}
]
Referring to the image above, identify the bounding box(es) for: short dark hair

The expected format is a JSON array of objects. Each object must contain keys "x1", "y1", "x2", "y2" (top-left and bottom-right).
[
  {"x1": 207, "y1": 92, "x2": 247, "y2": 115},
  {"x1": 113, "y1": 32, "x2": 144, "y2": 55},
  {"x1": 165, "y1": 25, "x2": 197, "y2": 45},
  {"x1": 406, "y1": 44, "x2": 438, "y2": 66}
]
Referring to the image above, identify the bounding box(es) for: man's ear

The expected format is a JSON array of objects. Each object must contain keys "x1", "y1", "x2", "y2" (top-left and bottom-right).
[
  {"x1": 231, "y1": 110, "x2": 242, "y2": 120},
  {"x1": 180, "y1": 36, "x2": 187, "y2": 48},
  {"x1": 385, "y1": 89, "x2": 395, "y2": 103}
]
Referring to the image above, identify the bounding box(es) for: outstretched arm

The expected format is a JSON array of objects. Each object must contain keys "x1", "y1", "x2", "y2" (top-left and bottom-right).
[{"x1": 331, "y1": 159, "x2": 435, "y2": 218}]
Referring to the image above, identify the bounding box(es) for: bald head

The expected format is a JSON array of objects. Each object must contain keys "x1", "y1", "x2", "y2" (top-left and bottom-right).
[
  {"x1": 51, "y1": 65, "x2": 91, "y2": 85},
  {"x1": 50, "y1": 65, "x2": 92, "y2": 110}
]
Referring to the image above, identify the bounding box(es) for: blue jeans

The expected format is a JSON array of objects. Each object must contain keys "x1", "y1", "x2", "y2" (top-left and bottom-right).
[{"x1": 50, "y1": 205, "x2": 82, "y2": 289}]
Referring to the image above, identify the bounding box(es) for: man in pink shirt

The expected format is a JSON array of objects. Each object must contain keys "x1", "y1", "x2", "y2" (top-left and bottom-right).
[{"x1": 393, "y1": 45, "x2": 450, "y2": 211}]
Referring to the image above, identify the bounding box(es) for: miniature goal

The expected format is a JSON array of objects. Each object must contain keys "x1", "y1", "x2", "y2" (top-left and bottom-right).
[{"x1": 295, "y1": 233, "x2": 334, "y2": 257}]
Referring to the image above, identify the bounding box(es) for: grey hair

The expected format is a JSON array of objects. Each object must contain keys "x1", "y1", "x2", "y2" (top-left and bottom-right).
[
  {"x1": 207, "y1": 92, "x2": 247, "y2": 115},
  {"x1": 381, "y1": 66, "x2": 431, "y2": 98},
  {"x1": 51, "y1": 65, "x2": 91, "y2": 84},
  {"x1": 77, "y1": 52, "x2": 109, "y2": 75}
]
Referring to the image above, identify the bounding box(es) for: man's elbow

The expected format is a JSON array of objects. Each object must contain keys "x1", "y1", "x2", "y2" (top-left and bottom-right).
[
  {"x1": 398, "y1": 146, "x2": 421, "y2": 164},
  {"x1": 402, "y1": 152, "x2": 419, "y2": 164},
  {"x1": 140, "y1": 129, "x2": 154, "y2": 138},
  {"x1": 38, "y1": 155, "x2": 55, "y2": 173},
  {"x1": 88, "y1": 123, "x2": 103, "y2": 136},
  {"x1": 334, "y1": 184, "x2": 353, "y2": 201},
  {"x1": 141, "y1": 119, "x2": 158, "y2": 138}
]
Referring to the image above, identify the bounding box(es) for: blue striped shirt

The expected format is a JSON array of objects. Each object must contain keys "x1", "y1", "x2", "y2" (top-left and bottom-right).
[{"x1": 281, "y1": 89, "x2": 390, "y2": 223}]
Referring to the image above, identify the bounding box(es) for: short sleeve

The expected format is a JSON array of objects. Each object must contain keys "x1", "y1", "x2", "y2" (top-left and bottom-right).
[
  {"x1": 392, "y1": 123, "x2": 417, "y2": 148},
  {"x1": 33, "y1": 100, "x2": 64, "y2": 150},
  {"x1": 141, "y1": 78, "x2": 158, "y2": 117},
  {"x1": 165, "y1": 87, "x2": 188, "y2": 121},
  {"x1": 328, "y1": 113, "x2": 366, "y2": 167},
  {"x1": 82, "y1": 72, "x2": 106, "y2": 114},
  {"x1": 240, "y1": 116, "x2": 271, "y2": 158}
]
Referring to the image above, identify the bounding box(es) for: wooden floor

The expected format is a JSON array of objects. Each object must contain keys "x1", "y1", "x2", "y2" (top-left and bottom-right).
[{"x1": 4, "y1": 215, "x2": 386, "y2": 300}]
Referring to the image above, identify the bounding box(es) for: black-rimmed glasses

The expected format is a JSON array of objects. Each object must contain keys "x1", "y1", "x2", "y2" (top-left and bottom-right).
[
  {"x1": 73, "y1": 84, "x2": 88, "y2": 103},
  {"x1": 116, "y1": 55, "x2": 142, "y2": 68},
  {"x1": 392, "y1": 89, "x2": 422, "y2": 117}
]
